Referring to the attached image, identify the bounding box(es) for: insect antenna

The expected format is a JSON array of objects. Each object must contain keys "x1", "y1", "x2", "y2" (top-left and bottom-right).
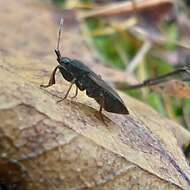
[{"x1": 55, "y1": 18, "x2": 64, "y2": 61}]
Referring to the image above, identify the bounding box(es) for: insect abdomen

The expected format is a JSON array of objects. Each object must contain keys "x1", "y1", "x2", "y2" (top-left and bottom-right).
[
  {"x1": 95, "y1": 91, "x2": 129, "y2": 114},
  {"x1": 76, "y1": 74, "x2": 129, "y2": 114}
]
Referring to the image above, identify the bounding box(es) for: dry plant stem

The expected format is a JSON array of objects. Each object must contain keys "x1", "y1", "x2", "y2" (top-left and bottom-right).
[
  {"x1": 79, "y1": 0, "x2": 174, "y2": 19},
  {"x1": 79, "y1": 18, "x2": 108, "y2": 65},
  {"x1": 89, "y1": 18, "x2": 138, "y2": 37},
  {"x1": 129, "y1": 25, "x2": 190, "y2": 50},
  {"x1": 125, "y1": 40, "x2": 152, "y2": 75},
  {"x1": 125, "y1": 67, "x2": 190, "y2": 90},
  {"x1": 65, "y1": 0, "x2": 80, "y2": 8},
  {"x1": 115, "y1": 42, "x2": 129, "y2": 66},
  {"x1": 65, "y1": 0, "x2": 96, "y2": 9},
  {"x1": 110, "y1": 20, "x2": 138, "y2": 67}
]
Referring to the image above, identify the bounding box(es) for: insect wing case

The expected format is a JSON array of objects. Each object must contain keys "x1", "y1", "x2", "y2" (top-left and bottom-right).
[
  {"x1": 88, "y1": 72, "x2": 129, "y2": 114},
  {"x1": 70, "y1": 59, "x2": 92, "y2": 76}
]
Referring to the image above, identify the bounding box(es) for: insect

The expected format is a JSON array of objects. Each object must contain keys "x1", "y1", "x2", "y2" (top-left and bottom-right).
[{"x1": 41, "y1": 19, "x2": 129, "y2": 118}]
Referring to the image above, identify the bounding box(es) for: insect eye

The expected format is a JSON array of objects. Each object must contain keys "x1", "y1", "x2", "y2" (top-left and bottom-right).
[
  {"x1": 60, "y1": 57, "x2": 71, "y2": 65},
  {"x1": 63, "y1": 58, "x2": 71, "y2": 65}
]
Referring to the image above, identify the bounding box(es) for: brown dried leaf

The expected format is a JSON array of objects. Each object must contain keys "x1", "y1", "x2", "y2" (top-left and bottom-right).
[{"x1": 1, "y1": 59, "x2": 190, "y2": 190}]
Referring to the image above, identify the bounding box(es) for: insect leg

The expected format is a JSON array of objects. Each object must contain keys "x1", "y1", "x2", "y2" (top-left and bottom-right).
[
  {"x1": 57, "y1": 79, "x2": 76, "y2": 103},
  {"x1": 40, "y1": 66, "x2": 59, "y2": 88},
  {"x1": 71, "y1": 85, "x2": 78, "y2": 99},
  {"x1": 98, "y1": 94, "x2": 105, "y2": 122}
]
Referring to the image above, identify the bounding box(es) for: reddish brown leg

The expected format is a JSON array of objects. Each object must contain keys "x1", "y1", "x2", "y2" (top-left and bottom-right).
[
  {"x1": 98, "y1": 95, "x2": 105, "y2": 123},
  {"x1": 40, "y1": 66, "x2": 59, "y2": 88},
  {"x1": 99, "y1": 105, "x2": 104, "y2": 121},
  {"x1": 57, "y1": 79, "x2": 75, "y2": 103},
  {"x1": 71, "y1": 85, "x2": 78, "y2": 99}
]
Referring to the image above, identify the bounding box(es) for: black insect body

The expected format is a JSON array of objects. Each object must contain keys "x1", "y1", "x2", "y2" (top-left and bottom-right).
[
  {"x1": 80, "y1": 72, "x2": 128, "y2": 114},
  {"x1": 41, "y1": 19, "x2": 129, "y2": 118}
]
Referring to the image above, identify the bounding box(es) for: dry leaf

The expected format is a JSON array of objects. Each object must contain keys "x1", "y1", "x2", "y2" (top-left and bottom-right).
[{"x1": 1, "y1": 58, "x2": 190, "y2": 190}]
